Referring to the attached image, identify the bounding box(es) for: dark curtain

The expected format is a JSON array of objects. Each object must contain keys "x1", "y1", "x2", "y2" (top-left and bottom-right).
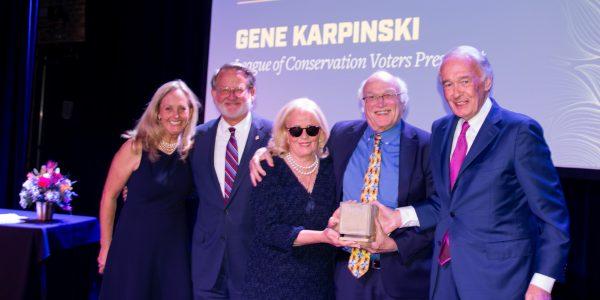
[
  {"x1": 1, "y1": 1, "x2": 212, "y2": 299},
  {"x1": 27, "y1": 0, "x2": 212, "y2": 218},
  {"x1": 0, "y1": 0, "x2": 38, "y2": 209},
  {"x1": 558, "y1": 174, "x2": 600, "y2": 300}
]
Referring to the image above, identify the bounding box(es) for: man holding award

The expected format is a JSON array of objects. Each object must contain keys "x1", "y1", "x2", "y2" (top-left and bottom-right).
[{"x1": 251, "y1": 70, "x2": 435, "y2": 300}]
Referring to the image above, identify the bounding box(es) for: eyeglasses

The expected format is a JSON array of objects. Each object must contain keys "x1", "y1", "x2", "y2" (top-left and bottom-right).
[
  {"x1": 287, "y1": 126, "x2": 320, "y2": 137},
  {"x1": 217, "y1": 86, "x2": 248, "y2": 98},
  {"x1": 362, "y1": 93, "x2": 401, "y2": 102}
]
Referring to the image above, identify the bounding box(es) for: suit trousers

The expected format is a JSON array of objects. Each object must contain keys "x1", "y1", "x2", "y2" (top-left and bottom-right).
[
  {"x1": 195, "y1": 254, "x2": 242, "y2": 300},
  {"x1": 334, "y1": 251, "x2": 426, "y2": 300},
  {"x1": 432, "y1": 260, "x2": 460, "y2": 300}
]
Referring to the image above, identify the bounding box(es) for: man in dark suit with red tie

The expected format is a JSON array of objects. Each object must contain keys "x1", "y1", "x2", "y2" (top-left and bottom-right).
[
  {"x1": 190, "y1": 63, "x2": 272, "y2": 300},
  {"x1": 377, "y1": 46, "x2": 570, "y2": 300}
]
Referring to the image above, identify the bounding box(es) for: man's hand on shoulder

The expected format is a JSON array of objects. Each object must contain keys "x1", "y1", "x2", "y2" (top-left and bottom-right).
[
  {"x1": 249, "y1": 147, "x2": 274, "y2": 186},
  {"x1": 122, "y1": 186, "x2": 127, "y2": 201}
]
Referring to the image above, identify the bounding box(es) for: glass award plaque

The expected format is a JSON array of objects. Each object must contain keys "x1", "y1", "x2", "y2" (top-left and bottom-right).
[{"x1": 338, "y1": 202, "x2": 378, "y2": 242}]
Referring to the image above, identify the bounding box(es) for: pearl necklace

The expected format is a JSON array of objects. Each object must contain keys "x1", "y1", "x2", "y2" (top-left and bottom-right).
[
  {"x1": 159, "y1": 140, "x2": 178, "y2": 154},
  {"x1": 287, "y1": 153, "x2": 318, "y2": 170},
  {"x1": 285, "y1": 153, "x2": 319, "y2": 175}
]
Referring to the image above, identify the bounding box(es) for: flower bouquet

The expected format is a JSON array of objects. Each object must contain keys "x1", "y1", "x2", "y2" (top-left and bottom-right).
[{"x1": 19, "y1": 160, "x2": 77, "y2": 219}]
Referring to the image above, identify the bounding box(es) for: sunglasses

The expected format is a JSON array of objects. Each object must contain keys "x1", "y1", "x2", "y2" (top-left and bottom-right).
[{"x1": 287, "y1": 126, "x2": 320, "y2": 137}]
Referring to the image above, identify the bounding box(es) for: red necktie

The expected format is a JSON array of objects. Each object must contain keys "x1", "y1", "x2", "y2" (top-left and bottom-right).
[
  {"x1": 440, "y1": 121, "x2": 470, "y2": 265},
  {"x1": 224, "y1": 127, "x2": 238, "y2": 204}
]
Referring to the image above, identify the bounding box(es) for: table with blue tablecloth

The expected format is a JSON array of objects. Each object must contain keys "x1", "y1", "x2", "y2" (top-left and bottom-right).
[{"x1": 0, "y1": 208, "x2": 100, "y2": 300}]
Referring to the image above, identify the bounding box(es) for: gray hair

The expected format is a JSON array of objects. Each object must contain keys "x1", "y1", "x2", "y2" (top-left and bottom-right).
[
  {"x1": 357, "y1": 70, "x2": 409, "y2": 108},
  {"x1": 438, "y1": 45, "x2": 493, "y2": 82},
  {"x1": 210, "y1": 63, "x2": 256, "y2": 90}
]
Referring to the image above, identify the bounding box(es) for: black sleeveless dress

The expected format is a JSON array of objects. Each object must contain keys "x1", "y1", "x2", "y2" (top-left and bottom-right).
[{"x1": 100, "y1": 150, "x2": 193, "y2": 300}]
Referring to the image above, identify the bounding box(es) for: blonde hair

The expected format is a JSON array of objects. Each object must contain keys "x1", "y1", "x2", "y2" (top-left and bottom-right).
[
  {"x1": 122, "y1": 79, "x2": 202, "y2": 162},
  {"x1": 268, "y1": 98, "x2": 329, "y2": 159}
]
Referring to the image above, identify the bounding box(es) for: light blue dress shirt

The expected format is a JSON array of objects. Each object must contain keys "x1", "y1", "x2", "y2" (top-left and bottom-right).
[{"x1": 342, "y1": 121, "x2": 402, "y2": 259}]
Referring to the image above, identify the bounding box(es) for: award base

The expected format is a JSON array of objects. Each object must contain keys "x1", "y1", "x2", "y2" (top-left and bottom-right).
[
  {"x1": 338, "y1": 202, "x2": 378, "y2": 243},
  {"x1": 339, "y1": 235, "x2": 375, "y2": 243}
]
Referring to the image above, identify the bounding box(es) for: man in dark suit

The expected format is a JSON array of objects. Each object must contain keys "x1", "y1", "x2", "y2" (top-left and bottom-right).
[
  {"x1": 190, "y1": 63, "x2": 272, "y2": 300},
  {"x1": 250, "y1": 70, "x2": 435, "y2": 300},
  {"x1": 380, "y1": 46, "x2": 570, "y2": 300}
]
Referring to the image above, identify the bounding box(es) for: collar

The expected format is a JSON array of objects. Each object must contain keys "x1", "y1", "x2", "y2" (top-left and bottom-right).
[
  {"x1": 459, "y1": 97, "x2": 492, "y2": 132},
  {"x1": 217, "y1": 111, "x2": 252, "y2": 134},
  {"x1": 364, "y1": 120, "x2": 402, "y2": 141}
]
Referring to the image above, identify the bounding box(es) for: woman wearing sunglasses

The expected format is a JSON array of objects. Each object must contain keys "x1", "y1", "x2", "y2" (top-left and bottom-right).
[{"x1": 242, "y1": 98, "x2": 357, "y2": 300}]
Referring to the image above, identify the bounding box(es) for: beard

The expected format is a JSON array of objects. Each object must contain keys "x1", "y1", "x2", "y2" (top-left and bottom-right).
[{"x1": 215, "y1": 97, "x2": 253, "y2": 120}]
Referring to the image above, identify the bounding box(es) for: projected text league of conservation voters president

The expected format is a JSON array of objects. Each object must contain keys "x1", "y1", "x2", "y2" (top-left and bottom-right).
[
  {"x1": 98, "y1": 80, "x2": 201, "y2": 300},
  {"x1": 251, "y1": 70, "x2": 436, "y2": 300}
]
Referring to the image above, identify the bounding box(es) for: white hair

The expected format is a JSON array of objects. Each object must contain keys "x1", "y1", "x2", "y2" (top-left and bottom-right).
[
  {"x1": 357, "y1": 70, "x2": 409, "y2": 110},
  {"x1": 438, "y1": 45, "x2": 494, "y2": 82}
]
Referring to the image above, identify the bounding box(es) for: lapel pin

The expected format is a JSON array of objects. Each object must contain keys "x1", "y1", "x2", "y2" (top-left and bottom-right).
[{"x1": 255, "y1": 135, "x2": 259, "y2": 140}]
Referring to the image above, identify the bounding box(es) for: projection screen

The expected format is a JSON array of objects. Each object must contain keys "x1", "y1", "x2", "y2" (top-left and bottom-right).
[{"x1": 204, "y1": 0, "x2": 600, "y2": 170}]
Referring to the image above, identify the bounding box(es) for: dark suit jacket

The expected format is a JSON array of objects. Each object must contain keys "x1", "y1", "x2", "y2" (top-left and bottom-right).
[
  {"x1": 189, "y1": 113, "x2": 273, "y2": 292},
  {"x1": 327, "y1": 119, "x2": 435, "y2": 299},
  {"x1": 413, "y1": 99, "x2": 570, "y2": 299}
]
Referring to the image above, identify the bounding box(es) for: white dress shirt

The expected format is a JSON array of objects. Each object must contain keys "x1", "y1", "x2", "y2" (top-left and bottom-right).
[
  {"x1": 213, "y1": 112, "x2": 253, "y2": 197},
  {"x1": 449, "y1": 97, "x2": 492, "y2": 159},
  {"x1": 397, "y1": 98, "x2": 555, "y2": 293}
]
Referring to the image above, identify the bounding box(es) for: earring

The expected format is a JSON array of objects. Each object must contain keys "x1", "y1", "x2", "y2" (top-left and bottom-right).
[{"x1": 158, "y1": 116, "x2": 161, "y2": 121}]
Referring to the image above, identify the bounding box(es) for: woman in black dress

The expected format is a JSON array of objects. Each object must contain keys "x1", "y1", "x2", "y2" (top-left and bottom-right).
[
  {"x1": 243, "y1": 98, "x2": 357, "y2": 300},
  {"x1": 98, "y1": 80, "x2": 201, "y2": 300}
]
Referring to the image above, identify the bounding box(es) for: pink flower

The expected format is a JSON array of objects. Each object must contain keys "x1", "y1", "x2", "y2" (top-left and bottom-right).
[
  {"x1": 51, "y1": 172, "x2": 63, "y2": 184},
  {"x1": 38, "y1": 176, "x2": 51, "y2": 187}
]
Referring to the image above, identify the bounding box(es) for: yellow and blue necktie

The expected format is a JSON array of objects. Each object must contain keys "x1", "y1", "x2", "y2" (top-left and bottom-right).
[{"x1": 348, "y1": 134, "x2": 382, "y2": 279}]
